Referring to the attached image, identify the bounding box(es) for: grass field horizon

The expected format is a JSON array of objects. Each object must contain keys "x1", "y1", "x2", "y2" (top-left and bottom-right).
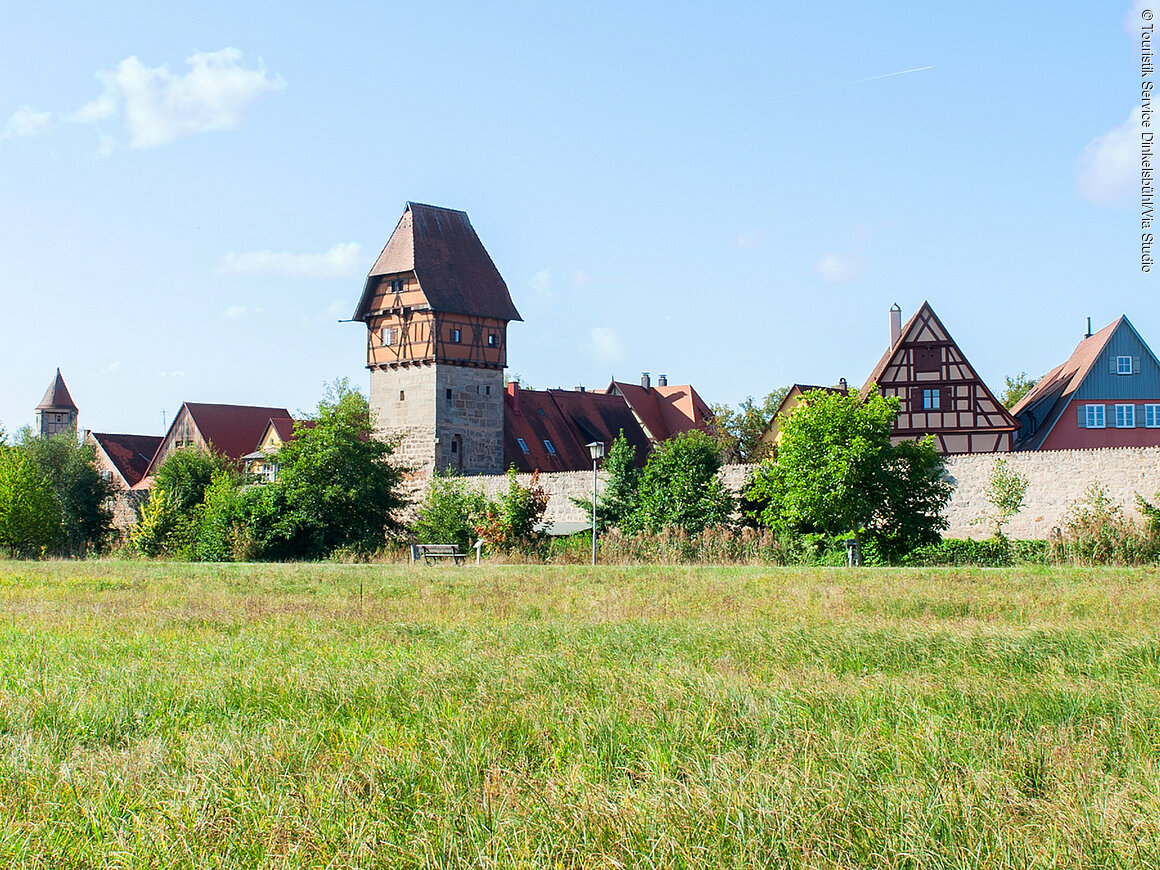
[{"x1": 0, "y1": 560, "x2": 1157, "y2": 868}]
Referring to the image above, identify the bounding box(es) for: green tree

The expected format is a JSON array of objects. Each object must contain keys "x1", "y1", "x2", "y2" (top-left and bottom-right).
[
  {"x1": 412, "y1": 469, "x2": 488, "y2": 553},
  {"x1": 0, "y1": 442, "x2": 62, "y2": 557},
  {"x1": 571, "y1": 430, "x2": 641, "y2": 533},
  {"x1": 260, "y1": 380, "x2": 405, "y2": 559},
  {"x1": 152, "y1": 447, "x2": 234, "y2": 513},
  {"x1": 981, "y1": 457, "x2": 1029, "y2": 540},
  {"x1": 18, "y1": 428, "x2": 115, "y2": 556},
  {"x1": 474, "y1": 468, "x2": 548, "y2": 553},
  {"x1": 745, "y1": 389, "x2": 950, "y2": 561},
  {"x1": 625, "y1": 430, "x2": 733, "y2": 535},
  {"x1": 711, "y1": 387, "x2": 790, "y2": 463},
  {"x1": 129, "y1": 447, "x2": 237, "y2": 558},
  {"x1": 1000, "y1": 373, "x2": 1039, "y2": 409}
]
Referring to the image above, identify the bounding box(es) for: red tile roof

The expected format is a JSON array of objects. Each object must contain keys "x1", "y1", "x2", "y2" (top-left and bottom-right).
[
  {"x1": 183, "y1": 403, "x2": 291, "y2": 461},
  {"x1": 1009, "y1": 318, "x2": 1123, "y2": 449},
  {"x1": 504, "y1": 385, "x2": 651, "y2": 473},
  {"x1": 36, "y1": 369, "x2": 78, "y2": 412},
  {"x1": 607, "y1": 381, "x2": 713, "y2": 443},
  {"x1": 88, "y1": 432, "x2": 163, "y2": 487},
  {"x1": 353, "y1": 202, "x2": 522, "y2": 323}
]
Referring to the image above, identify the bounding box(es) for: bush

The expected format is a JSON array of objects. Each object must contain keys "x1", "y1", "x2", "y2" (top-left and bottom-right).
[
  {"x1": 624, "y1": 431, "x2": 733, "y2": 536},
  {"x1": 474, "y1": 469, "x2": 548, "y2": 555},
  {"x1": 1048, "y1": 484, "x2": 1160, "y2": 566},
  {"x1": 900, "y1": 538, "x2": 1049, "y2": 567},
  {"x1": 412, "y1": 470, "x2": 488, "y2": 553}
]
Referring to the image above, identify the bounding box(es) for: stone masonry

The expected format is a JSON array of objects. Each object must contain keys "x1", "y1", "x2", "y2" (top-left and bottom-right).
[{"x1": 463, "y1": 447, "x2": 1160, "y2": 540}]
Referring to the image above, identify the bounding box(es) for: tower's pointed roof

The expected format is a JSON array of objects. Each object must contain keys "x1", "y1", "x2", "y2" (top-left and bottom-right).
[
  {"x1": 353, "y1": 202, "x2": 522, "y2": 322},
  {"x1": 36, "y1": 369, "x2": 78, "y2": 412}
]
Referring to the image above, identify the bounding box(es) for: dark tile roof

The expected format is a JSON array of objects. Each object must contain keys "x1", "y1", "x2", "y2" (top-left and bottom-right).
[
  {"x1": 183, "y1": 403, "x2": 292, "y2": 461},
  {"x1": 503, "y1": 385, "x2": 651, "y2": 473},
  {"x1": 89, "y1": 432, "x2": 163, "y2": 487},
  {"x1": 354, "y1": 202, "x2": 522, "y2": 323},
  {"x1": 36, "y1": 369, "x2": 78, "y2": 412}
]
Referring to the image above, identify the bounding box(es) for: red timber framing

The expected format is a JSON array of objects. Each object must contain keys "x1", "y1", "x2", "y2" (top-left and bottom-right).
[{"x1": 862, "y1": 302, "x2": 1018, "y2": 454}]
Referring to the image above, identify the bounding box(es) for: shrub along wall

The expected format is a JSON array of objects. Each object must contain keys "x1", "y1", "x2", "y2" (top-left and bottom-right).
[{"x1": 467, "y1": 447, "x2": 1160, "y2": 541}]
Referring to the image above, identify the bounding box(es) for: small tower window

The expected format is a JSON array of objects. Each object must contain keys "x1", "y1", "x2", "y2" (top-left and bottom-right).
[
  {"x1": 452, "y1": 328, "x2": 461, "y2": 343},
  {"x1": 380, "y1": 327, "x2": 393, "y2": 346},
  {"x1": 399, "y1": 390, "x2": 405, "y2": 401},
  {"x1": 485, "y1": 385, "x2": 491, "y2": 395},
  {"x1": 488, "y1": 334, "x2": 497, "y2": 347},
  {"x1": 446, "y1": 388, "x2": 453, "y2": 404},
  {"x1": 389, "y1": 278, "x2": 405, "y2": 293}
]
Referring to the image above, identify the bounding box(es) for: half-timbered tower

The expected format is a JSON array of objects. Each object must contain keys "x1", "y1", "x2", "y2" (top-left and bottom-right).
[
  {"x1": 861, "y1": 302, "x2": 1018, "y2": 454},
  {"x1": 352, "y1": 203, "x2": 522, "y2": 475},
  {"x1": 35, "y1": 369, "x2": 78, "y2": 438}
]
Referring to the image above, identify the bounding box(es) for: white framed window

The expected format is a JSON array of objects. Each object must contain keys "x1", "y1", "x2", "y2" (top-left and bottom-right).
[
  {"x1": 1117, "y1": 355, "x2": 1133, "y2": 375},
  {"x1": 1116, "y1": 404, "x2": 1136, "y2": 428},
  {"x1": 922, "y1": 388, "x2": 940, "y2": 410},
  {"x1": 543, "y1": 439, "x2": 557, "y2": 455},
  {"x1": 380, "y1": 326, "x2": 393, "y2": 346},
  {"x1": 1146, "y1": 404, "x2": 1160, "y2": 427},
  {"x1": 1086, "y1": 404, "x2": 1106, "y2": 428},
  {"x1": 517, "y1": 437, "x2": 530, "y2": 454}
]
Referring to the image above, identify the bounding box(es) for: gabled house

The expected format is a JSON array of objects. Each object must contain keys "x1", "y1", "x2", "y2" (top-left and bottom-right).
[
  {"x1": 757, "y1": 381, "x2": 849, "y2": 455},
  {"x1": 1011, "y1": 316, "x2": 1160, "y2": 450},
  {"x1": 862, "y1": 302, "x2": 1018, "y2": 454},
  {"x1": 85, "y1": 432, "x2": 163, "y2": 489},
  {"x1": 138, "y1": 402, "x2": 291, "y2": 487},
  {"x1": 242, "y1": 417, "x2": 318, "y2": 480},
  {"x1": 605, "y1": 373, "x2": 713, "y2": 445},
  {"x1": 503, "y1": 382, "x2": 652, "y2": 473}
]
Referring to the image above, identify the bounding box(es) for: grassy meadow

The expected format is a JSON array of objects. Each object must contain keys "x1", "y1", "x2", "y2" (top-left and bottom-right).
[{"x1": 0, "y1": 561, "x2": 1157, "y2": 868}]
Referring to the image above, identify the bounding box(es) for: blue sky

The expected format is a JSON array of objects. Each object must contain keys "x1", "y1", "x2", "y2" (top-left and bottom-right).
[{"x1": 0, "y1": 1, "x2": 1152, "y2": 436}]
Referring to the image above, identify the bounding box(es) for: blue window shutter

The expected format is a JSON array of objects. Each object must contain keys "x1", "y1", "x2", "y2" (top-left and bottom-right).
[
  {"x1": 1134, "y1": 356, "x2": 1142, "y2": 374},
  {"x1": 1110, "y1": 356, "x2": 1118, "y2": 374},
  {"x1": 1078, "y1": 404, "x2": 1086, "y2": 428}
]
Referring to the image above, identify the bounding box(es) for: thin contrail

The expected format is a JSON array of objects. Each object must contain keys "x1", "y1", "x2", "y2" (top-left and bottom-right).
[{"x1": 768, "y1": 65, "x2": 935, "y2": 101}]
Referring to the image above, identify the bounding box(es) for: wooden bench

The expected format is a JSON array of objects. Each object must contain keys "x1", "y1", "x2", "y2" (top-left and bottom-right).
[{"x1": 412, "y1": 544, "x2": 466, "y2": 565}]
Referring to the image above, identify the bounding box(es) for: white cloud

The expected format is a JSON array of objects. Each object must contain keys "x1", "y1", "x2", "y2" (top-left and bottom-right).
[
  {"x1": 733, "y1": 229, "x2": 765, "y2": 249},
  {"x1": 529, "y1": 269, "x2": 552, "y2": 297},
  {"x1": 1, "y1": 106, "x2": 52, "y2": 141},
  {"x1": 1126, "y1": 1, "x2": 1152, "y2": 33},
  {"x1": 74, "y1": 48, "x2": 285, "y2": 149},
  {"x1": 1076, "y1": 106, "x2": 1142, "y2": 206},
  {"x1": 812, "y1": 250, "x2": 865, "y2": 283},
  {"x1": 157, "y1": 370, "x2": 185, "y2": 379},
  {"x1": 583, "y1": 326, "x2": 625, "y2": 363},
  {"x1": 570, "y1": 270, "x2": 592, "y2": 288},
  {"x1": 222, "y1": 305, "x2": 265, "y2": 320},
  {"x1": 222, "y1": 242, "x2": 362, "y2": 279}
]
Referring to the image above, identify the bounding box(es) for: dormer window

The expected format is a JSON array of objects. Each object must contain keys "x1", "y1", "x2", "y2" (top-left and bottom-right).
[{"x1": 1117, "y1": 355, "x2": 1133, "y2": 375}]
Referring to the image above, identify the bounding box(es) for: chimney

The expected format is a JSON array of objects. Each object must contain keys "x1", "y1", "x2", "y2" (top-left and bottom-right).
[
  {"x1": 889, "y1": 303, "x2": 902, "y2": 347},
  {"x1": 506, "y1": 380, "x2": 520, "y2": 415},
  {"x1": 838, "y1": 377, "x2": 848, "y2": 392},
  {"x1": 575, "y1": 385, "x2": 585, "y2": 392},
  {"x1": 641, "y1": 372, "x2": 651, "y2": 389},
  {"x1": 1085, "y1": 317, "x2": 1092, "y2": 339},
  {"x1": 658, "y1": 374, "x2": 668, "y2": 387}
]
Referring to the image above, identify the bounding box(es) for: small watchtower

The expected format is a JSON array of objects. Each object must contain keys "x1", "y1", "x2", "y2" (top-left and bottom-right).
[
  {"x1": 352, "y1": 203, "x2": 522, "y2": 475},
  {"x1": 35, "y1": 369, "x2": 78, "y2": 438}
]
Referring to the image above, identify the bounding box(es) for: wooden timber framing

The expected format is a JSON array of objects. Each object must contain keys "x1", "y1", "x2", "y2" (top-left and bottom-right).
[{"x1": 862, "y1": 302, "x2": 1019, "y2": 454}]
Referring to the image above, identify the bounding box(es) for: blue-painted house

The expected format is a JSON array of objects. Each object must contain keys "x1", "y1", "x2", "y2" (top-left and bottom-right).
[{"x1": 1011, "y1": 316, "x2": 1160, "y2": 450}]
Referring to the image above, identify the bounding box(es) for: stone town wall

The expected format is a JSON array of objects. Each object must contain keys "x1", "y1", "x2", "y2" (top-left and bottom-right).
[{"x1": 462, "y1": 448, "x2": 1160, "y2": 540}]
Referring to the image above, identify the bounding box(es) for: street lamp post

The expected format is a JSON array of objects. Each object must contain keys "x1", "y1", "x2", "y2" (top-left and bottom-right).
[{"x1": 585, "y1": 440, "x2": 605, "y2": 565}]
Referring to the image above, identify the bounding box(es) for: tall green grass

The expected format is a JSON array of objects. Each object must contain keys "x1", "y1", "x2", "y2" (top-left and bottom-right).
[{"x1": 0, "y1": 561, "x2": 1157, "y2": 867}]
